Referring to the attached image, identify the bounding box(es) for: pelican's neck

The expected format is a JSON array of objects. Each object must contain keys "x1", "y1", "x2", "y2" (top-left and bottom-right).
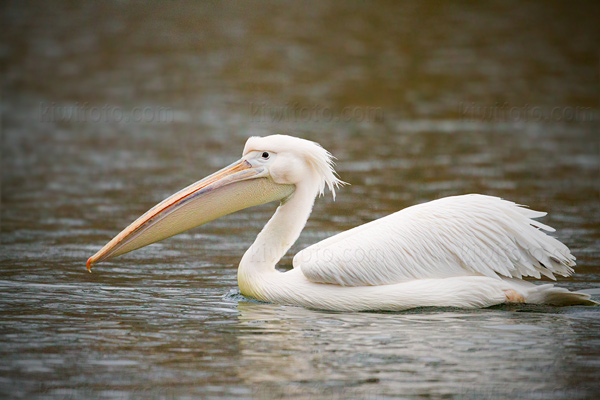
[{"x1": 238, "y1": 181, "x2": 318, "y2": 295}]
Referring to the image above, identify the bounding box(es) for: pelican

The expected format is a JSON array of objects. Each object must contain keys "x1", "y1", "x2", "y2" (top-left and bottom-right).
[{"x1": 87, "y1": 135, "x2": 595, "y2": 311}]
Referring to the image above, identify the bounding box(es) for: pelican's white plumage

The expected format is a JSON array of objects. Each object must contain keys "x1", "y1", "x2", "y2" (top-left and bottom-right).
[
  {"x1": 295, "y1": 194, "x2": 575, "y2": 286},
  {"x1": 88, "y1": 134, "x2": 596, "y2": 311}
]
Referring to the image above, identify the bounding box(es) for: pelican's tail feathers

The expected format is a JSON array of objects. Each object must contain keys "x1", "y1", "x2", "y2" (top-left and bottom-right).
[{"x1": 525, "y1": 284, "x2": 598, "y2": 306}]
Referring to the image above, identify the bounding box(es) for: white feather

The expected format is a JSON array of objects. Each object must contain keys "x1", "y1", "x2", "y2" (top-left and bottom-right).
[{"x1": 295, "y1": 194, "x2": 575, "y2": 286}]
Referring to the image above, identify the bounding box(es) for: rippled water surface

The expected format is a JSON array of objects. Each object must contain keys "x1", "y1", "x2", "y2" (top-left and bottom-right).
[{"x1": 2, "y1": 1, "x2": 599, "y2": 399}]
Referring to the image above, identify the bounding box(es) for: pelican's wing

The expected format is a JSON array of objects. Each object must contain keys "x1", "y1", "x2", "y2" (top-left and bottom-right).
[{"x1": 294, "y1": 194, "x2": 575, "y2": 286}]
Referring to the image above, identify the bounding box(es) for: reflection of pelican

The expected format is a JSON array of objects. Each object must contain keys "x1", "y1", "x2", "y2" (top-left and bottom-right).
[
  {"x1": 87, "y1": 135, "x2": 595, "y2": 311},
  {"x1": 234, "y1": 302, "x2": 581, "y2": 398}
]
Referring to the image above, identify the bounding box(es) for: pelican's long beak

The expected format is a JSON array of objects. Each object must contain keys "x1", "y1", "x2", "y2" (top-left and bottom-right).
[{"x1": 87, "y1": 158, "x2": 294, "y2": 271}]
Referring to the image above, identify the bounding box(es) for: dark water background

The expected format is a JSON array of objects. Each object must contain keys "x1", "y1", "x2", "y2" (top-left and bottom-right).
[{"x1": 1, "y1": 1, "x2": 599, "y2": 399}]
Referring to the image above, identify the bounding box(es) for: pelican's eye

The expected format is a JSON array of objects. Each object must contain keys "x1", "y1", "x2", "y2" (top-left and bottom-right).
[{"x1": 261, "y1": 152, "x2": 270, "y2": 159}]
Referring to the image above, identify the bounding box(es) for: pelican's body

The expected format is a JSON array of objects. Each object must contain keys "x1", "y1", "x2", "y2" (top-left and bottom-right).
[{"x1": 88, "y1": 135, "x2": 595, "y2": 311}]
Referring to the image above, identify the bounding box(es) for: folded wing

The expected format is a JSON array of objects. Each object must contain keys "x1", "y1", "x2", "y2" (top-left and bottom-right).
[{"x1": 294, "y1": 194, "x2": 575, "y2": 286}]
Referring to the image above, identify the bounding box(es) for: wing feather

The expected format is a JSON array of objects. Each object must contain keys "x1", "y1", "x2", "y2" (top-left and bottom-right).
[{"x1": 294, "y1": 194, "x2": 575, "y2": 286}]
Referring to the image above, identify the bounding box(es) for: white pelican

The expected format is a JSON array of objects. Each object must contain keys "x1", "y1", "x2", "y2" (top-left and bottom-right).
[{"x1": 87, "y1": 135, "x2": 596, "y2": 311}]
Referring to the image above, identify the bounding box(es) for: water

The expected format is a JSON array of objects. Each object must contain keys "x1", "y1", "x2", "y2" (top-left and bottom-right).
[{"x1": 1, "y1": 1, "x2": 599, "y2": 399}]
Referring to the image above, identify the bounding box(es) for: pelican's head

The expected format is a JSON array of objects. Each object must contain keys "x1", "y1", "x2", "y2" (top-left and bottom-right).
[{"x1": 87, "y1": 135, "x2": 343, "y2": 270}]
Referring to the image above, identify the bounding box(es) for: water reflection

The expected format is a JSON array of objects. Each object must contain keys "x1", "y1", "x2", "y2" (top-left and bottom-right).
[{"x1": 235, "y1": 302, "x2": 595, "y2": 399}]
